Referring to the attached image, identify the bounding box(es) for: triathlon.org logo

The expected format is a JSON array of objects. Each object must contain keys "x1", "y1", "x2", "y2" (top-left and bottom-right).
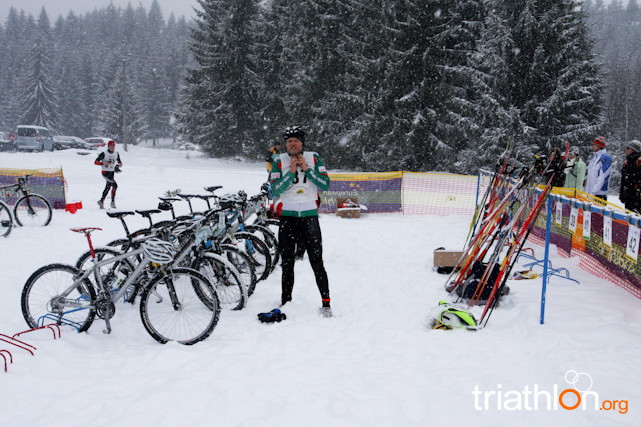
[{"x1": 472, "y1": 370, "x2": 628, "y2": 414}]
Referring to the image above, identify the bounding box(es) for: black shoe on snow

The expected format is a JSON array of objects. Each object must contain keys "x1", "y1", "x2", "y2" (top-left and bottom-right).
[{"x1": 258, "y1": 308, "x2": 286, "y2": 323}]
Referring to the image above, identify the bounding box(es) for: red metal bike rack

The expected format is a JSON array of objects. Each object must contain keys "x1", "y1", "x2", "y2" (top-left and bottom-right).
[
  {"x1": 0, "y1": 324, "x2": 62, "y2": 372},
  {"x1": 13, "y1": 324, "x2": 61, "y2": 340},
  {"x1": 0, "y1": 334, "x2": 36, "y2": 356},
  {"x1": 0, "y1": 350, "x2": 12, "y2": 372}
]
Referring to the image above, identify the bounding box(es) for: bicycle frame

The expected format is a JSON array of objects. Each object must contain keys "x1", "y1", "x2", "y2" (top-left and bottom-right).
[{"x1": 49, "y1": 247, "x2": 150, "y2": 332}]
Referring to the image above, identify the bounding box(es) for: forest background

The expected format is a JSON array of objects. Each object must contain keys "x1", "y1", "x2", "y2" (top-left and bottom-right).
[{"x1": 0, "y1": 0, "x2": 638, "y2": 179}]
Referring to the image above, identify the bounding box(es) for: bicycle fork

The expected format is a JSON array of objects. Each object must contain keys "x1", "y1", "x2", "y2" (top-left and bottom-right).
[{"x1": 161, "y1": 269, "x2": 181, "y2": 311}]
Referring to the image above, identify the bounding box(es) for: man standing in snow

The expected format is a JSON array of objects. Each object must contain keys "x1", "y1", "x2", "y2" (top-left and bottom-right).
[
  {"x1": 585, "y1": 136, "x2": 612, "y2": 202},
  {"x1": 563, "y1": 146, "x2": 587, "y2": 193},
  {"x1": 270, "y1": 126, "x2": 332, "y2": 317},
  {"x1": 619, "y1": 140, "x2": 641, "y2": 213},
  {"x1": 95, "y1": 140, "x2": 122, "y2": 209}
]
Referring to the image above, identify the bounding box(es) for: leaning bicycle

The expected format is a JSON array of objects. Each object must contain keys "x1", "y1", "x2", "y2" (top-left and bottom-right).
[
  {"x1": 21, "y1": 227, "x2": 220, "y2": 345},
  {"x1": 0, "y1": 174, "x2": 53, "y2": 229}
]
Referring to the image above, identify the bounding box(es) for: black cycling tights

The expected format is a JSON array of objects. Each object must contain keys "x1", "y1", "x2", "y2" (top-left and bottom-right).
[
  {"x1": 100, "y1": 172, "x2": 118, "y2": 202},
  {"x1": 278, "y1": 216, "x2": 330, "y2": 306}
]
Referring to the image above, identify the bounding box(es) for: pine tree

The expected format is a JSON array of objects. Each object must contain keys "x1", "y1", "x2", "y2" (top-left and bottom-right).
[
  {"x1": 21, "y1": 9, "x2": 59, "y2": 131},
  {"x1": 456, "y1": 1, "x2": 525, "y2": 173},
  {"x1": 182, "y1": 0, "x2": 266, "y2": 157},
  {"x1": 1, "y1": 9, "x2": 31, "y2": 130},
  {"x1": 502, "y1": 0, "x2": 603, "y2": 154},
  {"x1": 96, "y1": 56, "x2": 146, "y2": 147}
]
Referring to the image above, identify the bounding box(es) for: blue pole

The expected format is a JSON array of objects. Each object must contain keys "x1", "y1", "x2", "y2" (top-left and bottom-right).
[{"x1": 540, "y1": 194, "x2": 553, "y2": 324}]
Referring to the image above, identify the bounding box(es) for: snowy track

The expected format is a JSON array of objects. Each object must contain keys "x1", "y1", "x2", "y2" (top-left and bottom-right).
[{"x1": 0, "y1": 147, "x2": 639, "y2": 426}]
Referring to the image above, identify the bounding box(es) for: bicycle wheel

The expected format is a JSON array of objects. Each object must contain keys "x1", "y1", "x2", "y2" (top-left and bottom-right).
[
  {"x1": 75, "y1": 247, "x2": 138, "y2": 300},
  {"x1": 245, "y1": 224, "x2": 279, "y2": 269},
  {"x1": 224, "y1": 232, "x2": 272, "y2": 281},
  {"x1": 220, "y1": 244, "x2": 257, "y2": 296},
  {"x1": 21, "y1": 263, "x2": 96, "y2": 332},
  {"x1": 0, "y1": 201, "x2": 12, "y2": 237},
  {"x1": 192, "y1": 252, "x2": 247, "y2": 310},
  {"x1": 13, "y1": 194, "x2": 52, "y2": 227},
  {"x1": 139, "y1": 267, "x2": 220, "y2": 345}
]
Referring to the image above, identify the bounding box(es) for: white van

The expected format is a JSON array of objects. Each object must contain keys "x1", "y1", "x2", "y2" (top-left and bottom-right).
[{"x1": 15, "y1": 125, "x2": 55, "y2": 152}]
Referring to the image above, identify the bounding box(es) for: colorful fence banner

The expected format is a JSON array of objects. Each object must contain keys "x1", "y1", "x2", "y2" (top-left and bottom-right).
[
  {"x1": 402, "y1": 172, "x2": 478, "y2": 215},
  {"x1": 319, "y1": 171, "x2": 478, "y2": 215},
  {"x1": 0, "y1": 167, "x2": 67, "y2": 209},
  {"x1": 320, "y1": 172, "x2": 402, "y2": 213}
]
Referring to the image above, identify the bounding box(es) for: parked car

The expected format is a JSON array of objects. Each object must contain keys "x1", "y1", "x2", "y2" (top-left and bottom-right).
[
  {"x1": 0, "y1": 131, "x2": 16, "y2": 151},
  {"x1": 15, "y1": 125, "x2": 55, "y2": 152},
  {"x1": 53, "y1": 135, "x2": 94, "y2": 150},
  {"x1": 85, "y1": 137, "x2": 113, "y2": 149}
]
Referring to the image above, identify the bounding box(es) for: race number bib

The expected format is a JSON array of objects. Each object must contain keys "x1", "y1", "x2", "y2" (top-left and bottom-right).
[
  {"x1": 582, "y1": 210, "x2": 591, "y2": 240},
  {"x1": 568, "y1": 207, "x2": 578, "y2": 234},
  {"x1": 555, "y1": 201, "x2": 563, "y2": 226},
  {"x1": 626, "y1": 224, "x2": 640, "y2": 261},
  {"x1": 603, "y1": 215, "x2": 612, "y2": 247}
]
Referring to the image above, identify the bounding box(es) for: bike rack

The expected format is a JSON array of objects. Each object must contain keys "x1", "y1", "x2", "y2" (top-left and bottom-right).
[
  {"x1": 515, "y1": 247, "x2": 580, "y2": 285},
  {"x1": 0, "y1": 350, "x2": 12, "y2": 372},
  {"x1": 37, "y1": 315, "x2": 82, "y2": 332},
  {"x1": 13, "y1": 324, "x2": 61, "y2": 340},
  {"x1": 0, "y1": 334, "x2": 36, "y2": 356},
  {"x1": 1, "y1": 324, "x2": 63, "y2": 373}
]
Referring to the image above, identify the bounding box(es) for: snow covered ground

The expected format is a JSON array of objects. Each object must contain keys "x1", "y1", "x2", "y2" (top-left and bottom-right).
[{"x1": 0, "y1": 146, "x2": 639, "y2": 426}]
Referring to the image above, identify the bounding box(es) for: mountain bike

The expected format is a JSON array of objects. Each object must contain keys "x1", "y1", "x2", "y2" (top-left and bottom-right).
[
  {"x1": 21, "y1": 227, "x2": 221, "y2": 345},
  {"x1": 75, "y1": 209, "x2": 248, "y2": 310},
  {"x1": 0, "y1": 174, "x2": 53, "y2": 228}
]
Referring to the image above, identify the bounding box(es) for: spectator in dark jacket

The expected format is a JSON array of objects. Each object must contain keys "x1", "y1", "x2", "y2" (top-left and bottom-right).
[{"x1": 620, "y1": 140, "x2": 641, "y2": 213}]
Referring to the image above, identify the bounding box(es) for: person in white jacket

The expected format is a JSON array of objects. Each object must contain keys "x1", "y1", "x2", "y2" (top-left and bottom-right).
[{"x1": 585, "y1": 136, "x2": 612, "y2": 201}]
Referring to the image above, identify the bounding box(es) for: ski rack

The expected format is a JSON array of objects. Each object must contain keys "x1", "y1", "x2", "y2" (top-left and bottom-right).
[
  {"x1": 0, "y1": 324, "x2": 62, "y2": 373},
  {"x1": 517, "y1": 246, "x2": 579, "y2": 285}
]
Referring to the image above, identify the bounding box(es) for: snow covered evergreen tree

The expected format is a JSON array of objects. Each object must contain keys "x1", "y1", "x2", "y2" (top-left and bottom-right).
[
  {"x1": 502, "y1": 0, "x2": 603, "y2": 154},
  {"x1": 370, "y1": 0, "x2": 485, "y2": 172},
  {"x1": 182, "y1": 0, "x2": 266, "y2": 157},
  {"x1": 21, "y1": 9, "x2": 59, "y2": 131},
  {"x1": 96, "y1": 56, "x2": 146, "y2": 147}
]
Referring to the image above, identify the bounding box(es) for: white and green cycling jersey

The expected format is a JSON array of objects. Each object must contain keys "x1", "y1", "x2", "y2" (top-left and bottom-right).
[{"x1": 270, "y1": 151, "x2": 330, "y2": 217}]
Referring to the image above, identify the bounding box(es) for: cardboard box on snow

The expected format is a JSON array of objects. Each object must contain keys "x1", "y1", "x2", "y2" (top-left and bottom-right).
[
  {"x1": 336, "y1": 197, "x2": 361, "y2": 218},
  {"x1": 433, "y1": 248, "x2": 464, "y2": 269}
]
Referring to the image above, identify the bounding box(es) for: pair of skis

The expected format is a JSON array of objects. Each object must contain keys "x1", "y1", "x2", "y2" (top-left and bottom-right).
[{"x1": 444, "y1": 142, "x2": 570, "y2": 328}]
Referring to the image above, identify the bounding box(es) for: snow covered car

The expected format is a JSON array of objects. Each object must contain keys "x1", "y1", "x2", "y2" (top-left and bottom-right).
[
  {"x1": 85, "y1": 137, "x2": 112, "y2": 149},
  {"x1": 15, "y1": 125, "x2": 55, "y2": 152},
  {"x1": 0, "y1": 131, "x2": 16, "y2": 151},
  {"x1": 53, "y1": 135, "x2": 94, "y2": 150}
]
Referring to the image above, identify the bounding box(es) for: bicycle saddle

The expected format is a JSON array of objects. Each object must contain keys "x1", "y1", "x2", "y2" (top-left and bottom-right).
[
  {"x1": 177, "y1": 193, "x2": 198, "y2": 200},
  {"x1": 204, "y1": 186, "x2": 223, "y2": 193},
  {"x1": 135, "y1": 209, "x2": 161, "y2": 218},
  {"x1": 70, "y1": 227, "x2": 102, "y2": 234},
  {"x1": 158, "y1": 196, "x2": 181, "y2": 202},
  {"x1": 106, "y1": 211, "x2": 135, "y2": 219}
]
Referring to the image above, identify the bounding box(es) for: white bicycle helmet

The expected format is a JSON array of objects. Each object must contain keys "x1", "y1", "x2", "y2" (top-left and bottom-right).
[
  {"x1": 142, "y1": 238, "x2": 176, "y2": 264},
  {"x1": 219, "y1": 193, "x2": 242, "y2": 205}
]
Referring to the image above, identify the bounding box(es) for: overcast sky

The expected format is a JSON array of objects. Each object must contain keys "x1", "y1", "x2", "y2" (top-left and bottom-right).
[{"x1": 0, "y1": 1, "x2": 199, "y2": 23}]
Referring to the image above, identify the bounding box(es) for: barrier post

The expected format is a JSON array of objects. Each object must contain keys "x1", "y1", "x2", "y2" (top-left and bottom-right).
[
  {"x1": 540, "y1": 194, "x2": 553, "y2": 324},
  {"x1": 475, "y1": 171, "x2": 481, "y2": 208}
]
